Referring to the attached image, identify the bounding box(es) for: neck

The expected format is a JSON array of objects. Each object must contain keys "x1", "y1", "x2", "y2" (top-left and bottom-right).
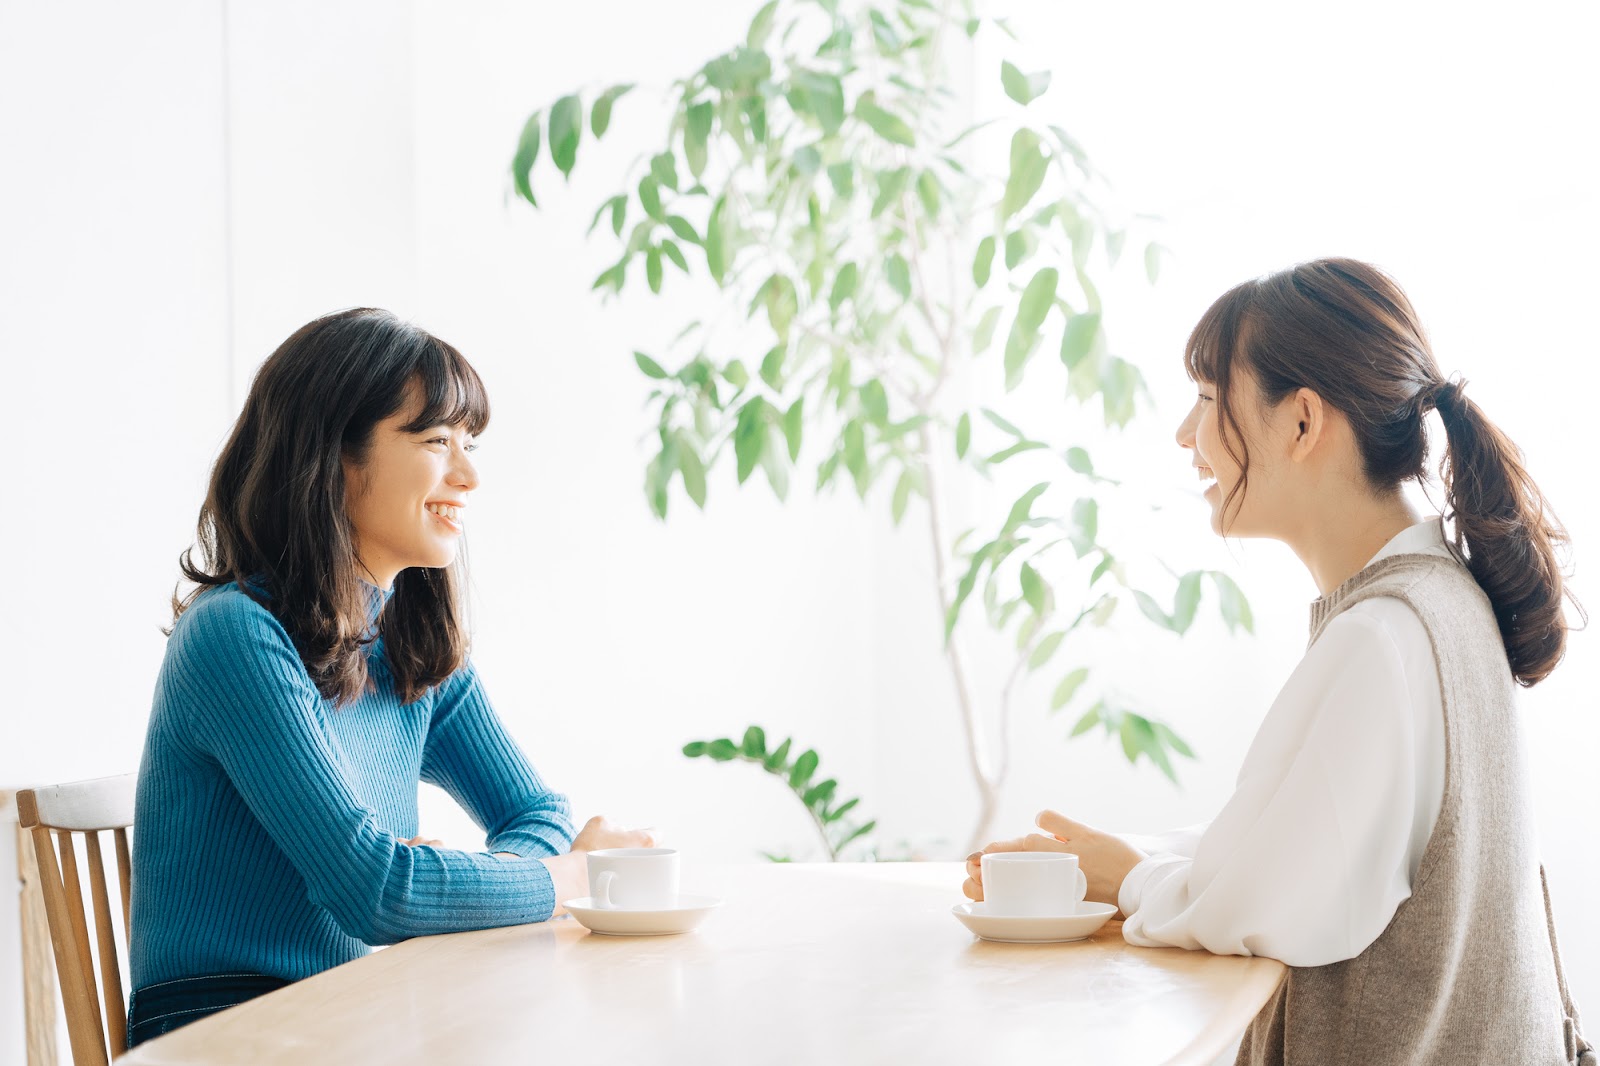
[{"x1": 1284, "y1": 491, "x2": 1424, "y2": 597}]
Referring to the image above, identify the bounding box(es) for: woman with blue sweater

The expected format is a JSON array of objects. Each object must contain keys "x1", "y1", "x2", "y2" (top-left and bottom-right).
[{"x1": 127, "y1": 309, "x2": 648, "y2": 1045}]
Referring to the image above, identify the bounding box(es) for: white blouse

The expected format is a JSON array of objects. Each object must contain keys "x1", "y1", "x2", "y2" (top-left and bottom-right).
[{"x1": 1116, "y1": 518, "x2": 1460, "y2": 967}]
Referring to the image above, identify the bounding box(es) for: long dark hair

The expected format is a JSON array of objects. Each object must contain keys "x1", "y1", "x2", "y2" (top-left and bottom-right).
[
  {"x1": 174, "y1": 308, "x2": 490, "y2": 706},
  {"x1": 1184, "y1": 257, "x2": 1578, "y2": 687}
]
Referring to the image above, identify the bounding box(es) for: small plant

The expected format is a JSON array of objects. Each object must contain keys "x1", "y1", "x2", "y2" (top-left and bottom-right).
[{"x1": 684, "y1": 727, "x2": 876, "y2": 861}]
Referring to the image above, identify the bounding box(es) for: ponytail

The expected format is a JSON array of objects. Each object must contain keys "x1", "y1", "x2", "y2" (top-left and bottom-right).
[{"x1": 1427, "y1": 379, "x2": 1580, "y2": 686}]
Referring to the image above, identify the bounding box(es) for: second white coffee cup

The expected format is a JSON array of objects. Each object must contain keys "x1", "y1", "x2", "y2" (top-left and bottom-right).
[
  {"x1": 981, "y1": 852, "x2": 1089, "y2": 916},
  {"x1": 586, "y1": 847, "x2": 680, "y2": 910}
]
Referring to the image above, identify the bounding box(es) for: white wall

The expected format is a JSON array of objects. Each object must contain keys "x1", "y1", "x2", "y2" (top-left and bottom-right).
[{"x1": 1, "y1": 1, "x2": 1594, "y2": 1059}]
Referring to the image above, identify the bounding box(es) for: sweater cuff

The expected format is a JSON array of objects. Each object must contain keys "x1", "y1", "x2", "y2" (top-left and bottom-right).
[{"x1": 1118, "y1": 853, "x2": 1190, "y2": 917}]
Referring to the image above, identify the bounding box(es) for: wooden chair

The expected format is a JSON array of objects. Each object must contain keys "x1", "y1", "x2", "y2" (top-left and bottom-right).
[{"x1": 17, "y1": 774, "x2": 136, "y2": 1066}]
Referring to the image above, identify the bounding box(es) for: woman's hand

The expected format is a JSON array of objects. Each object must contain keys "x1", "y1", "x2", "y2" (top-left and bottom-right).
[
  {"x1": 962, "y1": 810, "x2": 1147, "y2": 916},
  {"x1": 539, "y1": 816, "x2": 657, "y2": 916},
  {"x1": 401, "y1": 834, "x2": 444, "y2": 848},
  {"x1": 569, "y1": 815, "x2": 655, "y2": 853}
]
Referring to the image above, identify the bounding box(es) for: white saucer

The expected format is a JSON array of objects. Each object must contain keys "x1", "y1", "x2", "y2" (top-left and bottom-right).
[
  {"x1": 951, "y1": 901, "x2": 1118, "y2": 944},
  {"x1": 562, "y1": 894, "x2": 723, "y2": 936}
]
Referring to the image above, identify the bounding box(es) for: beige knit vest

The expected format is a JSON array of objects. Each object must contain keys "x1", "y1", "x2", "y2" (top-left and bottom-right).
[{"x1": 1236, "y1": 552, "x2": 1593, "y2": 1066}]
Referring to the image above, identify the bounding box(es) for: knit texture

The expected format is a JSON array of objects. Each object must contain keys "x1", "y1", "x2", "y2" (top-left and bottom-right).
[
  {"x1": 1237, "y1": 552, "x2": 1583, "y2": 1065},
  {"x1": 129, "y1": 582, "x2": 574, "y2": 990}
]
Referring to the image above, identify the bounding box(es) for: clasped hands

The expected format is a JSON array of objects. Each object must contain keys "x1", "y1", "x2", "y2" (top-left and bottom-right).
[{"x1": 963, "y1": 810, "x2": 1147, "y2": 918}]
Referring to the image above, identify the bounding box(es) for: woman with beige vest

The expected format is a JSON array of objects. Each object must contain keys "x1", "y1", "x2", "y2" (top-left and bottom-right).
[{"x1": 962, "y1": 258, "x2": 1592, "y2": 1064}]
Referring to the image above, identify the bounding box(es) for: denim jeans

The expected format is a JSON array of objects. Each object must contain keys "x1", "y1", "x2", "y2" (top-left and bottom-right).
[{"x1": 126, "y1": 972, "x2": 290, "y2": 1047}]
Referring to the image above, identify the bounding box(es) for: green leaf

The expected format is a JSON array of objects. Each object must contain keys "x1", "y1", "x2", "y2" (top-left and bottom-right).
[
  {"x1": 684, "y1": 102, "x2": 714, "y2": 178},
  {"x1": 746, "y1": 0, "x2": 780, "y2": 48},
  {"x1": 705, "y1": 196, "x2": 730, "y2": 284},
  {"x1": 827, "y1": 162, "x2": 854, "y2": 198},
  {"x1": 634, "y1": 351, "x2": 669, "y2": 379},
  {"x1": 859, "y1": 379, "x2": 890, "y2": 424},
  {"x1": 1004, "y1": 482, "x2": 1051, "y2": 530},
  {"x1": 1068, "y1": 703, "x2": 1101, "y2": 737},
  {"x1": 678, "y1": 437, "x2": 707, "y2": 508},
  {"x1": 837, "y1": 820, "x2": 876, "y2": 850},
  {"x1": 610, "y1": 195, "x2": 627, "y2": 236},
  {"x1": 885, "y1": 254, "x2": 911, "y2": 300},
  {"x1": 1060, "y1": 311, "x2": 1101, "y2": 369},
  {"x1": 1144, "y1": 241, "x2": 1168, "y2": 283},
  {"x1": 988, "y1": 439, "x2": 1047, "y2": 464},
  {"x1": 1210, "y1": 572, "x2": 1255, "y2": 634},
  {"x1": 708, "y1": 738, "x2": 739, "y2": 761},
  {"x1": 871, "y1": 166, "x2": 911, "y2": 217},
  {"x1": 549, "y1": 94, "x2": 583, "y2": 179},
  {"x1": 788, "y1": 71, "x2": 847, "y2": 135},
  {"x1": 1154, "y1": 721, "x2": 1196, "y2": 760},
  {"x1": 1016, "y1": 267, "x2": 1058, "y2": 334},
  {"x1": 511, "y1": 111, "x2": 541, "y2": 206},
  {"x1": 1003, "y1": 318, "x2": 1042, "y2": 389},
  {"x1": 646, "y1": 248, "x2": 663, "y2": 293},
  {"x1": 982, "y1": 408, "x2": 1026, "y2": 438},
  {"x1": 1101, "y1": 355, "x2": 1143, "y2": 427},
  {"x1": 1066, "y1": 447, "x2": 1093, "y2": 474},
  {"x1": 1028, "y1": 630, "x2": 1066, "y2": 670},
  {"x1": 973, "y1": 305, "x2": 1002, "y2": 353},
  {"x1": 789, "y1": 749, "x2": 819, "y2": 790},
  {"x1": 973, "y1": 235, "x2": 995, "y2": 287},
  {"x1": 1134, "y1": 590, "x2": 1174, "y2": 631},
  {"x1": 759, "y1": 344, "x2": 786, "y2": 389},
  {"x1": 1004, "y1": 228, "x2": 1037, "y2": 270},
  {"x1": 734, "y1": 398, "x2": 769, "y2": 483},
  {"x1": 825, "y1": 797, "x2": 860, "y2": 824},
  {"x1": 891, "y1": 469, "x2": 914, "y2": 524},
  {"x1": 660, "y1": 239, "x2": 689, "y2": 273},
  {"x1": 955, "y1": 413, "x2": 972, "y2": 459},
  {"x1": 829, "y1": 262, "x2": 858, "y2": 311},
  {"x1": 764, "y1": 736, "x2": 793, "y2": 771},
  {"x1": 590, "y1": 83, "x2": 634, "y2": 138},
  {"x1": 639, "y1": 176, "x2": 665, "y2": 221},
  {"x1": 1051, "y1": 667, "x2": 1090, "y2": 710},
  {"x1": 915, "y1": 170, "x2": 941, "y2": 216},
  {"x1": 588, "y1": 194, "x2": 624, "y2": 236},
  {"x1": 855, "y1": 92, "x2": 916, "y2": 146},
  {"x1": 1001, "y1": 129, "x2": 1047, "y2": 219},
  {"x1": 741, "y1": 725, "x2": 767, "y2": 758},
  {"x1": 1172, "y1": 571, "x2": 1203, "y2": 634},
  {"x1": 722, "y1": 359, "x2": 749, "y2": 388},
  {"x1": 1069, "y1": 497, "x2": 1098, "y2": 557},
  {"x1": 783, "y1": 398, "x2": 804, "y2": 461},
  {"x1": 650, "y1": 151, "x2": 680, "y2": 191},
  {"x1": 665, "y1": 215, "x2": 701, "y2": 246},
  {"x1": 682, "y1": 741, "x2": 708, "y2": 757},
  {"x1": 1000, "y1": 61, "x2": 1051, "y2": 105},
  {"x1": 1019, "y1": 562, "x2": 1046, "y2": 612}
]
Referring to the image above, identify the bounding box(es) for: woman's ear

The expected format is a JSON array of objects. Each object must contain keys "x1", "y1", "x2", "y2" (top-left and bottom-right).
[{"x1": 1286, "y1": 387, "x2": 1328, "y2": 462}]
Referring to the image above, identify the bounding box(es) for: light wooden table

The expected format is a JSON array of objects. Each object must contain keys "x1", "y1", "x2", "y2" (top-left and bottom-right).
[{"x1": 121, "y1": 862, "x2": 1283, "y2": 1066}]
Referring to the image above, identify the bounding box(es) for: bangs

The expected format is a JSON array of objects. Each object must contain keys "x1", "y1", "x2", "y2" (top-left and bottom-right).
[
  {"x1": 399, "y1": 336, "x2": 490, "y2": 437},
  {"x1": 1183, "y1": 279, "x2": 1255, "y2": 386}
]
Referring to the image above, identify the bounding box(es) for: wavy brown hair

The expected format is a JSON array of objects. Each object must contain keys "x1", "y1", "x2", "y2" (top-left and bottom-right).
[
  {"x1": 173, "y1": 308, "x2": 489, "y2": 706},
  {"x1": 1184, "y1": 257, "x2": 1578, "y2": 686}
]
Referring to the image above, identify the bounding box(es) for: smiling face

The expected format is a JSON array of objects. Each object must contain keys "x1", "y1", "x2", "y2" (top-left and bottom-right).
[
  {"x1": 1174, "y1": 367, "x2": 1295, "y2": 538},
  {"x1": 342, "y1": 381, "x2": 480, "y2": 589}
]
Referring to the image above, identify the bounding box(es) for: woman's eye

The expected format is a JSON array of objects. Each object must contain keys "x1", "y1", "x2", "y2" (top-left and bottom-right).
[
  {"x1": 1198, "y1": 394, "x2": 1213, "y2": 403},
  {"x1": 464, "y1": 443, "x2": 478, "y2": 453}
]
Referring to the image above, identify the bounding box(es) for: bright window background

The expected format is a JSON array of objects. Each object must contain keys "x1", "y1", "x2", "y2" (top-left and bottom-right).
[{"x1": 1, "y1": 1, "x2": 1593, "y2": 1053}]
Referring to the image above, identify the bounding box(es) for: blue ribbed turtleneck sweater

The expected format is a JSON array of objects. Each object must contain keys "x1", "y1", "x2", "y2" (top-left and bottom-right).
[{"x1": 129, "y1": 582, "x2": 574, "y2": 990}]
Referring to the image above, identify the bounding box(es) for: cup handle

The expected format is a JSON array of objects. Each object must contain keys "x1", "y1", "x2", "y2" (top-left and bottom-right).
[
  {"x1": 1076, "y1": 869, "x2": 1088, "y2": 903},
  {"x1": 594, "y1": 870, "x2": 617, "y2": 910}
]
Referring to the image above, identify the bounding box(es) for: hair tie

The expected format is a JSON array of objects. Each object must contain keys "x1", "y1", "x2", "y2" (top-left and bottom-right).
[{"x1": 1425, "y1": 377, "x2": 1467, "y2": 415}]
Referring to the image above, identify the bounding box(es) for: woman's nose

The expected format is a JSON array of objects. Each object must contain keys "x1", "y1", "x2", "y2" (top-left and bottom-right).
[{"x1": 1175, "y1": 406, "x2": 1197, "y2": 449}]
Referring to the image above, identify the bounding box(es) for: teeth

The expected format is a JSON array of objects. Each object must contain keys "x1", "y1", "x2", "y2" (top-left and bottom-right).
[
  {"x1": 1196, "y1": 467, "x2": 1215, "y2": 481},
  {"x1": 426, "y1": 503, "x2": 462, "y2": 522}
]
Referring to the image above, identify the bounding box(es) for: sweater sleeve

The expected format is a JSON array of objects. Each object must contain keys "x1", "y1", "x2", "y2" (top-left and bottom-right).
[
  {"x1": 1118, "y1": 607, "x2": 1435, "y2": 966},
  {"x1": 175, "y1": 592, "x2": 560, "y2": 944},
  {"x1": 420, "y1": 662, "x2": 574, "y2": 859}
]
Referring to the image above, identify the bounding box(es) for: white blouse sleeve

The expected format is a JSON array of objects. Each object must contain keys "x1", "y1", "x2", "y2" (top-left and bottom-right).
[{"x1": 1118, "y1": 603, "x2": 1440, "y2": 967}]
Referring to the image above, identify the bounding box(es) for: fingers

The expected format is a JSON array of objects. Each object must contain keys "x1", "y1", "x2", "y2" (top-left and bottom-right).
[
  {"x1": 961, "y1": 877, "x2": 984, "y2": 902},
  {"x1": 1036, "y1": 809, "x2": 1087, "y2": 841}
]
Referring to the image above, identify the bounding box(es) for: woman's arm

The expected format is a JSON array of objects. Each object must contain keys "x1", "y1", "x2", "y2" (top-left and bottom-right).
[
  {"x1": 176, "y1": 595, "x2": 563, "y2": 944},
  {"x1": 420, "y1": 661, "x2": 575, "y2": 859},
  {"x1": 1118, "y1": 604, "x2": 1442, "y2": 966}
]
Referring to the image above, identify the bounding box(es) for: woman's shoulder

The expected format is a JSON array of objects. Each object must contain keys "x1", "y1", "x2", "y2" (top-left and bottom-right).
[{"x1": 169, "y1": 583, "x2": 295, "y2": 665}]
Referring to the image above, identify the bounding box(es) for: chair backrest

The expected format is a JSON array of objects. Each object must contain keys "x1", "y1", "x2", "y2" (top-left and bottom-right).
[{"x1": 17, "y1": 774, "x2": 136, "y2": 1066}]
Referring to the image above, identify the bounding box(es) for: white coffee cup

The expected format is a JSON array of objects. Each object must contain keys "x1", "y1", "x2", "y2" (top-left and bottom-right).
[
  {"x1": 981, "y1": 852, "x2": 1088, "y2": 916},
  {"x1": 586, "y1": 848, "x2": 680, "y2": 910}
]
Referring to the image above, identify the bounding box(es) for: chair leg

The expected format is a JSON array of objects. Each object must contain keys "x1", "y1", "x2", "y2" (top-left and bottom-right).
[{"x1": 16, "y1": 821, "x2": 60, "y2": 1066}]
